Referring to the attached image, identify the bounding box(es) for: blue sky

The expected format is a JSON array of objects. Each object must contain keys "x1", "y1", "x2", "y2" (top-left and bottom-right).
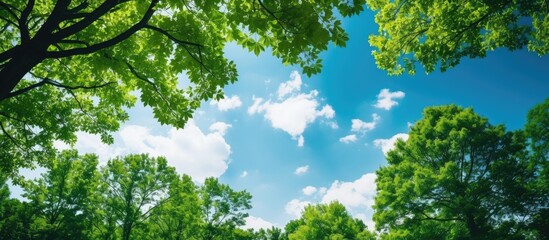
[{"x1": 20, "y1": 10, "x2": 549, "y2": 231}]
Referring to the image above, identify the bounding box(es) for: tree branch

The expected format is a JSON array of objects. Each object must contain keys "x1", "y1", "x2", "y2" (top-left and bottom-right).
[
  {"x1": 46, "y1": 0, "x2": 158, "y2": 58},
  {"x1": 19, "y1": 0, "x2": 35, "y2": 43},
  {"x1": 0, "y1": 2, "x2": 20, "y2": 20},
  {"x1": 1, "y1": 78, "x2": 114, "y2": 101},
  {"x1": 0, "y1": 120, "x2": 21, "y2": 148},
  {"x1": 143, "y1": 25, "x2": 203, "y2": 48}
]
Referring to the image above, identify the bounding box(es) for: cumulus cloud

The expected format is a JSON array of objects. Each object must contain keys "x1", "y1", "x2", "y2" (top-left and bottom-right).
[
  {"x1": 339, "y1": 134, "x2": 358, "y2": 144},
  {"x1": 294, "y1": 165, "x2": 309, "y2": 176},
  {"x1": 302, "y1": 186, "x2": 318, "y2": 196},
  {"x1": 243, "y1": 216, "x2": 275, "y2": 231},
  {"x1": 277, "y1": 70, "x2": 302, "y2": 99},
  {"x1": 57, "y1": 121, "x2": 232, "y2": 182},
  {"x1": 118, "y1": 121, "x2": 231, "y2": 182},
  {"x1": 248, "y1": 71, "x2": 336, "y2": 147},
  {"x1": 209, "y1": 122, "x2": 232, "y2": 136},
  {"x1": 321, "y1": 173, "x2": 377, "y2": 229},
  {"x1": 210, "y1": 95, "x2": 242, "y2": 111},
  {"x1": 374, "y1": 89, "x2": 405, "y2": 110},
  {"x1": 373, "y1": 133, "x2": 409, "y2": 156},
  {"x1": 321, "y1": 173, "x2": 377, "y2": 208},
  {"x1": 289, "y1": 173, "x2": 378, "y2": 230},
  {"x1": 351, "y1": 114, "x2": 380, "y2": 133},
  {"x1": 285, "y1": 199, "x2": 311, "y2": 218},
  {"x1": 54, "y1": 132, "x2": 124, "y2": 162}
]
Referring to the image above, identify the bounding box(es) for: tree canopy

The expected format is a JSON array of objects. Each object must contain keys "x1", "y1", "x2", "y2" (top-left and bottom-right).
[
  {"x1": 366, "y1": 0, "x2": 549, "y2": 75},
  {"x1": 285, "y1": 201, "x2": 375, "y2": 240},
  {"x1": 0, "y1": 151, "x2": 256, "y2": 240},
  {"x1": 374, "y1": 103, "x2": 548, "y2": 239},
  {"x1": 0, "y1": 0, "x2": 366, "y2": 176}
]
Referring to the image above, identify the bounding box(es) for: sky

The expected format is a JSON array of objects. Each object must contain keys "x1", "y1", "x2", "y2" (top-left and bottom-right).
[{"x1": 16, "y1": 9, "x2": 549, "y2": 231}]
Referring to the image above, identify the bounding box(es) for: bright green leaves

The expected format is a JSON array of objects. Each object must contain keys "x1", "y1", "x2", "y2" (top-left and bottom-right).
[
  {"x1": 199, "y1": 177, "x2": 252, "y2": 239},
  {"x1": 367, "y1": 0, "x2": 549, "y2": 75},
  {"x1": 1, "y1": 0, "x2": 364, "y2": 176},
  {"x1": 286, "y1": 202, "x2": 375, "y2": 240},
  {"x1": 374, "y1": 104, "x2": 542, "y2": 239}
]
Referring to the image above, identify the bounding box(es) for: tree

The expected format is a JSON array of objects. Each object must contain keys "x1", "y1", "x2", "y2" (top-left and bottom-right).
[
  {"x1": 374, "y1": 105, "x2": 539, "y2": 239},
  {"x1": 146, "y1": 174, "x2": 202, "y2": 240},
  {"x1": 366, "y1": 0, "x2": 548, "y2": 75},
  {"x1": 0, "y1": 176, "x2": 34, "y2": 239},
  {"x1": 0, "y1": 0, "x2": 365, "y2": 176},
  {"x1": 199, "y1": 177, "x2": 252, "y2": 240},
  {"x1": 254, "y1": 226, "x2": 285, "y2": 240},
  {"x1": 99, "y1": 154, "x2": 177, "y2": 240},
  {"x1": 525, "y1": 98, "x2": 549, "y2": 239},
  {"x1": 285, "y1": 201, "x2": 375, "y2": 240},
  {"x1": 21, "y1": 150, "x2": 100, "y2": 240}
]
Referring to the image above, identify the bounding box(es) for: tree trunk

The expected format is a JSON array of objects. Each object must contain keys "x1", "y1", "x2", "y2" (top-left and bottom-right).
[
  {"x1": 0, "y1": 46, "x2": 44, "y2": 100},
  {"x1": 465, "y1": 212, "x2": 487, "y2": 239}
]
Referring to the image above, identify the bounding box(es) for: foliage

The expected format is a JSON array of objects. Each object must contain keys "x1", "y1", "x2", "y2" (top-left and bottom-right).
[
  {"x1": 146, "y1": 174, "x2": 202, "y2": 240},
  {"x1": 366, "y1": 0, "x2": 549, "y2": 75},
  {"x1": 98, "y1": 154, "x2": 177, "y2": 240},
  {"x1": 21, "y1": 150, "x2": 100, "y2": 240},
  {"x1": 525, "y1": 98, "x2": 549, "y2": 239},
  {"x1": 0, "y1": 0, "x2": 365, "y2": 176},
  {"x1": 199, "y1": 177, "x2": 252, "y2": 240},
  {"x1": 0, "y1": 151, "x2": 259, "y2": 239},
  {"x1": 285, "y1": 201, "x2": 375, "y2": 240},
  {"x1": 374, "y1": 105, "x2": 542, "y2": 239}
]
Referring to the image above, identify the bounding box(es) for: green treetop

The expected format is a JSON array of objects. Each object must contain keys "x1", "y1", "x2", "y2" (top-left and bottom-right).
[
  {"x1": 374, "y1": 105, "x2": 543, "y2": 239},
  {"x1": 366, "y1": 0, "x2": 549, "y2": 75}
]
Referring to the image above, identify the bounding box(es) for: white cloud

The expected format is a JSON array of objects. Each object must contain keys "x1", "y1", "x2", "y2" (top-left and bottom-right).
[
  {"x1": 373, "y1": 133, "x2": 409, "y2": 156},
  {"x1": 294, "y1": 165, "x2": 309, "y2": 176},
  {"x1": 321, "y1": 173, "x2": 377, "y2": 208},
  {"x1": 210, "y1": 95, "x2": 242, "y2": 111},
  {"x1": 302, "y1": 186, "x2": 317, "y2": 196},
  {"x1": 317, "y1": 105, "x2": 335, "y2": 118},
  {"x1": 277, "y1": 70, "x2": 302, "y2": 99},
  {"x1": 339, "y1": 134, "x2": 358, "y2": 144},
  {"x1": 297, "y1": 135, "x2": 304, "y2": 147},
  {"x1": 59, "y1": 121, "x2": 232, "y2": 182},
  {"x1": 351, "y1": 114, "x2": 380, "y2": 133},
  {"x1": 285, "y1": 199, "x2": 311, "y2": 218},
  {"x1": 291, "y1": 173, "x2": 378, "y2": 230},
  {"x1": 374, "y1": 89, "x2": 405, "y2": 110},
  {"x1": 118, "y1": 121, "x2": 231, "y2": 182},
  {"x1": 243, "y1": 216, "x2": 275, "y2": 231},
  {"x1": 248, "y1": 72, "x2": 335, "y2": 147},
  {"x1": 320, "y1": 173, "x2": 377, "y2": 230},
  {"x1": 209, "y1": 122, "x2": 232, "y2": 136},
  {"x1": 54, "y1": 132, "x2": 124, "y2": 162},
  {"x1": 240, "y1": 171, "x2": 248, "y2": 178}
]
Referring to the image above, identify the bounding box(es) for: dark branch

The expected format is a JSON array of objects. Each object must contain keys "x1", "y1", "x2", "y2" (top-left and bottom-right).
[
  {"x1": 58, "y1": 39, "x2": 91, "y2": 47},
  {"x1": 46, "y1": 0, "x2": 159, "y2": 58},
  {"x1": 1, "y1": 78, "x2": 114, "y2": 100},
  {"x1": 0, "y1": 121, "x2": 21, "y2": 148},
  {"x1": 19, "y1": 0, "x2": 35, "y2": 43},
  {"x1": 0, "y1": 2, "x2": 20, "y2": 19},
  {"x1": 124, "y1": 61, "x2": 178, "y2": 117},
  {"x1": 143, "y1": 25, "x2": 204, "y2": 48},
  {"x1": 0, "y1": 14, "x2": 18, "y2": 27},
  {"x1": 256, "y1": 0, "x2": 291, "y2": 32}
]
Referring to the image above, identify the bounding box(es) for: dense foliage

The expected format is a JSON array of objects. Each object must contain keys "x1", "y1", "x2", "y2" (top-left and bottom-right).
[
  {"x1": 0, "y1": 0, "x2": 366, "y2": 176},
  {"x1": 374, "y1": 100, "x2": 549, "y2": 239},
  {"x1": 0, "y1": 153, "x2": 253, "y2": 240},
  {"x1": 366, "y1": 0, "x2": 549, "y2": 75}
]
